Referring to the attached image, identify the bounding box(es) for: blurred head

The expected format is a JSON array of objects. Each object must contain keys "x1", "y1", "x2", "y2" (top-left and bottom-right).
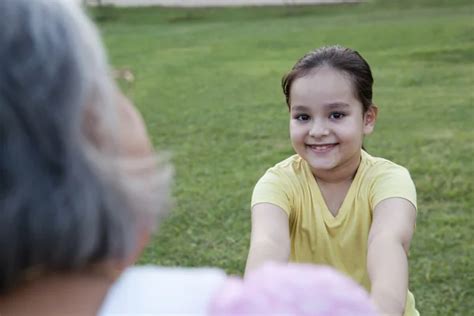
[
  {"x1": 282, "y1": 45, "x2": 374, "y2": 113},
  {"x1": 0, "y1": 0, "x2": 172, "y2": 295}
]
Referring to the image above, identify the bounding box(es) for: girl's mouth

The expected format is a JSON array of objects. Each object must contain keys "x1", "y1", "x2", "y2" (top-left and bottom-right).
[{"x1": 306, "y1": 143, "x2": 337, "y2": 153}]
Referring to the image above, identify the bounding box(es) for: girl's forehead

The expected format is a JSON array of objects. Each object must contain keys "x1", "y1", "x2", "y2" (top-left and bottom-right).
[
  {"x1": 290, "y1": 67, "x2": 357, "y2": 107},
  {"x1": 297, "y1": 66, "x2": 353, "y2": 88}
]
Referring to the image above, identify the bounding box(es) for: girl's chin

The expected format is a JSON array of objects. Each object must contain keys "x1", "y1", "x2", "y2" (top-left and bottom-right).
[
  {"x1": 304, "y1": 156, "x2": 337, "y2": 171},
  {"x1": 308, "y1": 163, "x2": 337, "y2": 173}
]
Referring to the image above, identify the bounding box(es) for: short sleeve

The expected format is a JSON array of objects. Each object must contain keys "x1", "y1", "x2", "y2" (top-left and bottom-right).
[
  {"x1": 369, "y1": 164, "x2": 417, "y2": 210},
  {"x1": 251, "y1": 168, "x2": 292, "y2": 217}
]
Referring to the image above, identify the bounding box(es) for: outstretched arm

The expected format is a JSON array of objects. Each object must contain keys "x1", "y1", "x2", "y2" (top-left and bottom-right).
[
  {"x1": 245, "y1": 203, "x2": 290, "y2": 276},
  {"x1": 367, "y1": 197, "x2": 416, "y2": 315}
]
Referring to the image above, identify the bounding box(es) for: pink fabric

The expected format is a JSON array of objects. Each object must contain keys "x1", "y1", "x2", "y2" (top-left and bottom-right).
[{"x1": 209, "y1": 263, "x2": 377, "y2": 316}]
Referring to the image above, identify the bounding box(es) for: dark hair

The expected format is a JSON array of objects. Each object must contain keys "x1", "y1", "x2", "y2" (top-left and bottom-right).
[
  {"x1": 282, "y1": 45, "x2": 374, "y2": 112},
  {"x1": 0, "y1": 0, "x2": 171, "y2": 295}
]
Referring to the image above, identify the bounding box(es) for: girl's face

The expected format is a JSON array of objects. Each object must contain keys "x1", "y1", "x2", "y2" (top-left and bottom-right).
[{"x1": 289, "y1": 66, "x2": 376, "y2": 177}]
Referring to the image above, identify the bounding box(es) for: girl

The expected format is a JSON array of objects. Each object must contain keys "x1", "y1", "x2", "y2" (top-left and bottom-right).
[{"x1": 245, "y1": 45, "x2": 419, "y2": 316}]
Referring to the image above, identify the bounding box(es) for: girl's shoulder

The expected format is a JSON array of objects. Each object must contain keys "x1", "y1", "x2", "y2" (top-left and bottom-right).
[
  {"x1": 263, "y1": 154, "x2": 310, "y2": 181},
  {"x1": 359, "y1": 151, "x2": 417, "y2": 208},
  {"x1": 267, "y1": 154, "x2": 306, "y2": 173},
  {"x1": 360, "y1": 150, "x2": 416, "y2": 192},
  {"x1": 361, "y1": 150, "x2": 411, "y2": 177}
]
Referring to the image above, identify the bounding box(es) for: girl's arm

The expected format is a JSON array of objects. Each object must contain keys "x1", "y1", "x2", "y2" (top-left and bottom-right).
[
  {"x1": 367, "y1": 197, "x2": 416, "y2": 316},
  {"x1": 245, "y1": 203, "x2": 290, "y2": 276}
]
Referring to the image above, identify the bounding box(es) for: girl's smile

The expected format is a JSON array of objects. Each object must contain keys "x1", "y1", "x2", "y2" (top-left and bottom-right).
[{"x1": 306, "y1": 143, "x2": 338, "y2": 153}]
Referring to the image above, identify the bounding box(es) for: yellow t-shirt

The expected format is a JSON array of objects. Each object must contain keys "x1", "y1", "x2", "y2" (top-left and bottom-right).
[{"x1": 252, "y1": 150, "x2": 419, "y2": 316}]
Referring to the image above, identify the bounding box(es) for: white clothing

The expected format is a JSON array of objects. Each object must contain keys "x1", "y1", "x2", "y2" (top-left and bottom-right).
[{"x1": 98, "y1": 266, "x2": 226, "y2": 316}]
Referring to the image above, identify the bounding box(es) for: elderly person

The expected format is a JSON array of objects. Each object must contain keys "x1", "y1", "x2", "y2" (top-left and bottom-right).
[{"x1": 0, "y1": 0, "x2": 225, "y2": 315}]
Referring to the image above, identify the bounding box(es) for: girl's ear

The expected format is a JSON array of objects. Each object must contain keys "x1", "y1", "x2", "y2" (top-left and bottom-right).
[{"x1": 363, "y1": 105, "x2": 378, "y2": 135}]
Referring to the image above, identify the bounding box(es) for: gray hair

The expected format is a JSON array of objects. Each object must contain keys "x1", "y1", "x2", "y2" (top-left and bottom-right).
[{"x1": 0, "y1": 0, "x2": 171, "y2": 294}]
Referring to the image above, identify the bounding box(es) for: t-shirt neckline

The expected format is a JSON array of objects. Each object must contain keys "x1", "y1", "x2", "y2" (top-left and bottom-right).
[{"x1": 303, "y1": 150, "x2": 367, "y2": 225}]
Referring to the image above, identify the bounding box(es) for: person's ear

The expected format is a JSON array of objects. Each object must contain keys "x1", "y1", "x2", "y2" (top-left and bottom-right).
[
  {"x1": 116, "y1": 92, "x2": 154, "y2": 158},
  {"x1": 363, "y1": 105, "x2": 378, "y2": 135},
  {"x1": 125, "y1": 221, "x2": 152, "y2": 266}
]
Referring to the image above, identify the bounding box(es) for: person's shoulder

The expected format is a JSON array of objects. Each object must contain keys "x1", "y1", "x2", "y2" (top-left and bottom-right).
[
  {"x1": 359, "y1": 151, "x2": 417, "y2": 208},
  {"x1": 361, "y1": 150, "x2": 411, "y2": 177},
  {"x1": 265, "y1": 154, "x2": 306, "y2": 177},
  {"x1": 98, "y1": 266, "x2": 226, "y2": 315},
  {"x1": 120, "y1": 265, "x2": 227, "y2": 284}
]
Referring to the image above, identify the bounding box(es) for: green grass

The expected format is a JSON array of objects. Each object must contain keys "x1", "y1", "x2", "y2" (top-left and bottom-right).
[{"x1": 93, "y1": 1, "x2": 473, "y2": 314}]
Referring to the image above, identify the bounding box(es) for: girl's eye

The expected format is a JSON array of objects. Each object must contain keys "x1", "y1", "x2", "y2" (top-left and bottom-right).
[
  {"x1": 295, "y1": 114, "x2": 310, "y2": 121},
  {"x1": 329, "y1": 112, "x2": 345, "y2": 120}
]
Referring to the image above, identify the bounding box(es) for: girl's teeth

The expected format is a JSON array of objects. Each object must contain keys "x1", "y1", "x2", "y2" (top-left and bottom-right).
[
  {"x1": 313, "y1": 145, "x2": 330, "y2": 149},
  {"x1": 308, "y1": 144, "x2": 335, "y2": 151}
]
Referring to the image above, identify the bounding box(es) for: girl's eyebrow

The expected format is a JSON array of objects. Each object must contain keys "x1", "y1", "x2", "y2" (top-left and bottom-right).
[
  {"x1": 324, "y1": 102, "x2": 351, "y2": 109},
  {"x1": 291, "y1": 105, "x2": 310, "y2": 112},
  {"x1": 291, "y1": 103, "x2": 350, "y2": 112}
]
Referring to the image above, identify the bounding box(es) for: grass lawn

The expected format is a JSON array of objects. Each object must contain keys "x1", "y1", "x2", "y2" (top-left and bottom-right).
[{"x1": 92, "y1": 0, "x2": 473, "y2": 314}]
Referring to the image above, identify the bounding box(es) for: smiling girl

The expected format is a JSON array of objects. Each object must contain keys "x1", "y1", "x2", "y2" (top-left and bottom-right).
[{"x1": 245, "y1": 46, "x2": 419, "y2": 316}]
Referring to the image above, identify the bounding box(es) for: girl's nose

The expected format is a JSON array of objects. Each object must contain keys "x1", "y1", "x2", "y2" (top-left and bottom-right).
[{"x1": 308, "y1": 121, "x2": 330, "y2": 138}]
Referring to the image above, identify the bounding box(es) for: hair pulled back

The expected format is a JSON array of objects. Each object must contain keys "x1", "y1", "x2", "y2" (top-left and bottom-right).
[{"x1": 282, "y1": 45, "x2": 374, "y2": 112}]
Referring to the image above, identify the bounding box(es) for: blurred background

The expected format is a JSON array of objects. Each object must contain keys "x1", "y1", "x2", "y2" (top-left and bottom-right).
[{"x1": 85, "y1": 0, "x2": 473, "y2": 315}]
